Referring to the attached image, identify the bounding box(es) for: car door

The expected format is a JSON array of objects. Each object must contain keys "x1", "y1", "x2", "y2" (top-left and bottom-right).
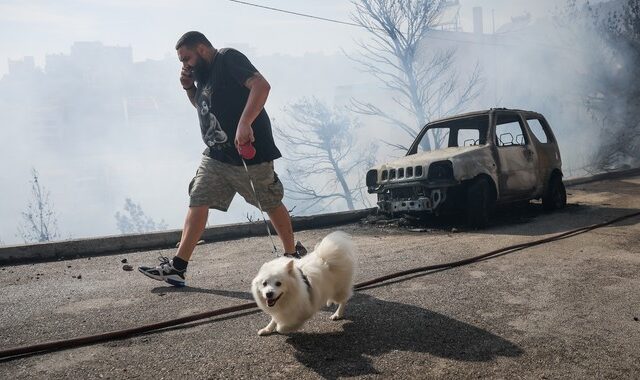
[
  {"x1": 493, "y1": 112, "x2": 538, "y2": 198},
  {"x1": 524, "y1": 115, "x2": 561, "y2": 196}
]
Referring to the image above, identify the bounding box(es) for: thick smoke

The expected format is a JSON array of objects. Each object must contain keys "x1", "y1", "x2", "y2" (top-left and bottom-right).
[{"x1": 0, "y1": 0, "x2": 634, "y2": 245}]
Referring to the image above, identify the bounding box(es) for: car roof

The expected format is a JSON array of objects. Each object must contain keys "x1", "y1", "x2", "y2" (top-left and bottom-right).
[{"x1": 426, "y1": 108, "x2": 544, "y2": 126}]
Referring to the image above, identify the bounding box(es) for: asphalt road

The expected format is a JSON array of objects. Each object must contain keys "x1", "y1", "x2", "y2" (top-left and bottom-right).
[{"x1": 1, "y1": 175, "x2": 639, "y2": 379}]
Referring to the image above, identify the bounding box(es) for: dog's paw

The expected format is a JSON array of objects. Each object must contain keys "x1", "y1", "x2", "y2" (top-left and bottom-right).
[
  {"x1": 329, "y1": 313, "x2": 343, "y2": 321},
  {"x1": 258, "y1": 328, "x2": 273, "y2": 336}
]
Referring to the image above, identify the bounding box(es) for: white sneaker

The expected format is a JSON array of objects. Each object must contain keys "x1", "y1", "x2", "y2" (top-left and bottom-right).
[{"x1": 138, "y1": 256, "x2": 186, "y2": 287}]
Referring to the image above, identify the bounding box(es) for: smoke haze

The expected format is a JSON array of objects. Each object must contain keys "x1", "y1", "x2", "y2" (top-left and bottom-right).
[{"x1": 0, "y1": 0, "x2": 632, "y2": 245}]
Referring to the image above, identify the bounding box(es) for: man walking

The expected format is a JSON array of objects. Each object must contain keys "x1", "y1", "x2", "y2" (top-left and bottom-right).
[{"x1": 139, "y1": 31, "x2": 304, "y2": 287}]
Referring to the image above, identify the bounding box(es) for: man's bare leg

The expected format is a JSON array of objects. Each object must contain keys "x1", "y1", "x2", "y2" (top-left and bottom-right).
[
  {"x1": 138, "y1": 205, "x2": 208, "y2": 285},
  {"x1": 266, "y1": 203, "x2": 295, "y2": 254},
  {"x1": 176, "y1": 205, "x2": 210, "y2": 262}
]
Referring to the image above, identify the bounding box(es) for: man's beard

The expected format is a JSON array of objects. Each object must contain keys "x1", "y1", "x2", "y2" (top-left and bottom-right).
[{"x1": 192, "y1": 54, "x2": 211, "y2": 85}]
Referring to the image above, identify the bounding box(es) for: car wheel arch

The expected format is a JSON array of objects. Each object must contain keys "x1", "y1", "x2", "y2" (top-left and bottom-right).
[
  {"x1": 548, "y1": 168, "x2": 563, "y2": 182},
  {"x1": 465, "y1": 174, "x2": 497, "y2": 228},
  {"x1": 465, "y1": 174, "x2": 498, "y2": 201}
]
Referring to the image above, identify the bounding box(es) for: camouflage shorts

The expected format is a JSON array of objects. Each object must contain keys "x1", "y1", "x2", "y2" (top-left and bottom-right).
[{"x1": 188, "y1": 156, "x2": 284, "y2": 212}]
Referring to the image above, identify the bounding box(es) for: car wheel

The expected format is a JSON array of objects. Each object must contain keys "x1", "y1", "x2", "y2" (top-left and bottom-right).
[
  {"x1": 466, "y1": 177, "x2": 494, "y2": 228},
  {"x1": 542, "y1": 174, "x2": 567, "y2": 211}
]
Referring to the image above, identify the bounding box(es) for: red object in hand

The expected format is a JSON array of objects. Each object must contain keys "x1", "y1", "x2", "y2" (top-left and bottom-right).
[{"x1": 237, "y1": 142, "x2": 256, "y2": 160}]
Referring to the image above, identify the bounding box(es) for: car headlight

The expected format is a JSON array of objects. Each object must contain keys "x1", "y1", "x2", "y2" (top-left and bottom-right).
[
  {"x1": 366, "y1": 169, "x2": 378, "y2": 188},
  {"x1": 427, "y1": 161, "x2": 454, "y2": 180}
]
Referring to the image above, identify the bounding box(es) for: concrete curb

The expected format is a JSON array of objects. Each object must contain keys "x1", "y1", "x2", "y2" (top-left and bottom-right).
[
  {"x1": 564, "y1": 167, "x2": 640, "y2": 187},
  {"x1": 0, "y1": 208, "x2": 377, "y2": 266}
]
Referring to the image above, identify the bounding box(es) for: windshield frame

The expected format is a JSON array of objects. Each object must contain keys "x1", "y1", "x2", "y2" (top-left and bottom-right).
[{"x1": 406, "y1": 114, "x2": 491, "y2": 156}]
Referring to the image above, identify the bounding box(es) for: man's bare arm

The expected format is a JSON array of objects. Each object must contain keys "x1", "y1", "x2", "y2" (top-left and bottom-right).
[{"x1": 235, "y1": 72, "x2": 271, "y2": 147}]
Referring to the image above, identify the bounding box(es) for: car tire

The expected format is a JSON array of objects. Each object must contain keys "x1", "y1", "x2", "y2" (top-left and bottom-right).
[
  {"x1": 466, "y1": 177, "x2": 494, "y2": 229},
  {"x1": 542, "y1": 174, "x2": 567, "y2": 211}
]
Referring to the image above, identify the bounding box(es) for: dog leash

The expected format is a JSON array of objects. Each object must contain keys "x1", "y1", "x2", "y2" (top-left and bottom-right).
[{"x1": 241, "y1": 157, "x2": 280, "y2": 257}]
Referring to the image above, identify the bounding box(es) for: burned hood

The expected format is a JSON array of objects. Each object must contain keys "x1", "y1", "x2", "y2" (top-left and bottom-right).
[
  {"x1": 372, "y1": 146, "x2": 485, "y2": 169},
  {"x1": 371, "y1": 145, "x2": 495, "y2": 182}
]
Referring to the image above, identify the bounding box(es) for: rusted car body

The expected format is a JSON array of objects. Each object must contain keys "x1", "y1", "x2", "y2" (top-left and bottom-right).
[{"x1": 366, "y1": 108, "x2": 566, "y2": 227}]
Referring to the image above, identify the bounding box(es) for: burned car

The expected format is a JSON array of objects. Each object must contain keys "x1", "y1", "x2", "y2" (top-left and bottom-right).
[{"x1": 366, "y1": 108, "x2": 566, "y2": 227}]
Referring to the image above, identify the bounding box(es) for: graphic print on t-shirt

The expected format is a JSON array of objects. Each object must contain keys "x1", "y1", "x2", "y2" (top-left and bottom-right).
[{"x1": 197, "y1": 84, "x2": 228, "y2": 147}]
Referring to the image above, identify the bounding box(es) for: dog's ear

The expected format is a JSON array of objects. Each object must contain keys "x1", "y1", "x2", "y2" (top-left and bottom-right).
[{"x1": 286, "y1": 259, "x2": 295, "y2": 274}]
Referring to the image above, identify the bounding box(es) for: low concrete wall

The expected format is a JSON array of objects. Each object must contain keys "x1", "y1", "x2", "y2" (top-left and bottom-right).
[
  {"x1": 564, "y1": 167, "x2": 640, "y2": 187},
  {"x1": 0, "y1": 208, "x2": 376, "y2": 265}
]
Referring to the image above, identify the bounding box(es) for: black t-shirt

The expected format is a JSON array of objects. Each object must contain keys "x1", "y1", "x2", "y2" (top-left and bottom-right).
[{"x1": 194, "y1": 48, "x2": 281, "y2": 165}]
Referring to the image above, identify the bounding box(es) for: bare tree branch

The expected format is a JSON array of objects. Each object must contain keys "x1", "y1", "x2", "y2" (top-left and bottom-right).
[
  {"x1": 18, "y1": 168, "x2": 61, "y2": 243},
  {"x1": 276, "y1": 97, "x2": 377, "y2": 212},
  {"x1": 349, "y1": 0, "x2": 483, "y2": 152},
  {"x1": 115, "y1": 198, "x2": 168, "y2": 234}
]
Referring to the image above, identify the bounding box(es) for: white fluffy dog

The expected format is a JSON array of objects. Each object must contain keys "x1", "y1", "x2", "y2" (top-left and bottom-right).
[{"x1": 251, "y1": 231, "x2": 355, "y2": 336}]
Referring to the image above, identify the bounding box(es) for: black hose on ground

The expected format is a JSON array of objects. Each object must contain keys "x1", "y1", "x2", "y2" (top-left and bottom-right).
[{"x1": 1, "y1": 210, "x2": 639, "y2": 360}]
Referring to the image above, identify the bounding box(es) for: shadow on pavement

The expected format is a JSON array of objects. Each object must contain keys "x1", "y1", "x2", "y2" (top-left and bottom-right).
[
  {"x1": 482, "y1": 203, "x2": 640, "y2": 236},
  {"x1": 377, "y1": 203, "x2": 640, "y2": 237},
  {"x1": 286, "y1": 293, "x2": 523, "y2": 379}
]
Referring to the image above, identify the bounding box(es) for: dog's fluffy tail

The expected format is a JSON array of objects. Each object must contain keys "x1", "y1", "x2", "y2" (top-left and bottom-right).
[{"x1": 313, "y1": 231, "x2": 354, "y2": 264}]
